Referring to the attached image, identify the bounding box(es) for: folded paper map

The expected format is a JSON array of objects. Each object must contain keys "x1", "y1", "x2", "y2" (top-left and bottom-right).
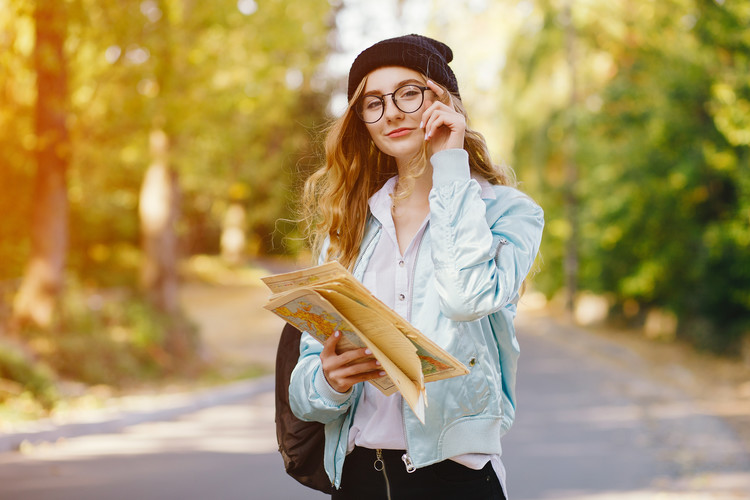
[{"x1": 261, "y1": 261, "x2": 469, "y2": 424}]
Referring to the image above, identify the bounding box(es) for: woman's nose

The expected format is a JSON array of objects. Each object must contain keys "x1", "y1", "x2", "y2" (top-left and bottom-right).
[{"x1": 383, "y1": 96, "x2": 403, "y2": 120}]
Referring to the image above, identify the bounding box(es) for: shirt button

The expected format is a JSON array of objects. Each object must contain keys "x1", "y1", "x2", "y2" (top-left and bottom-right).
[
  {"x1": 398, "y1": 260, "x2": 405, "y2": 267},
  {"x1": 398, "y1": 294, "x2": 406, "y2": 301}
]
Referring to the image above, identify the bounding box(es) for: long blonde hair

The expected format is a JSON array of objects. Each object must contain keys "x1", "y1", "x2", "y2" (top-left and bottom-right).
[{"x1": 301, "y1": 75, "x2": 515, "y2": 270}]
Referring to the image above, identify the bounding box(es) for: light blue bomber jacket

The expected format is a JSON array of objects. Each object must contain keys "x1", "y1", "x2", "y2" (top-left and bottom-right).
[{"x1": 289, "y1": 148, "x2": 544, "y2": 489}]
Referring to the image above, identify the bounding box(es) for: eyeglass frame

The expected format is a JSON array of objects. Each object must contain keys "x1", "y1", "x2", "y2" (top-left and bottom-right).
[{"x1": 355, "y1": 84, "x2": 431, "y2": 124}]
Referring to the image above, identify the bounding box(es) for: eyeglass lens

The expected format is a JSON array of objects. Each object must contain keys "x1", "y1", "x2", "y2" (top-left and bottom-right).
[{"x1": 357, "y1": 85, "x2": 426, "y2": 123}]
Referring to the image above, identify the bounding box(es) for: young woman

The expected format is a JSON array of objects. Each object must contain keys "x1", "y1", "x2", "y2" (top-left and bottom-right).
[{"x1": 289, "y1": 34, "x2": 544, "y2": 499}]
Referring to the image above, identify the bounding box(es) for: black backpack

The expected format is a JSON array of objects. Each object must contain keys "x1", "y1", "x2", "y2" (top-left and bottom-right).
[{"x1": 275, "y1": 323, "x2": 334, "y2": 494}]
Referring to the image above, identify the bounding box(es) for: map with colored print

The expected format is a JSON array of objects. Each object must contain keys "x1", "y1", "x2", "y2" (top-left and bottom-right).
[{"x1": 262, "y1": 261, "x2": 469, "y2": 422}]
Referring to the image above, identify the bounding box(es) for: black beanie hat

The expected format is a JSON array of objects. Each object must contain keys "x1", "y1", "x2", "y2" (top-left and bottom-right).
[{"x1": 347, "y1": 34, "x2": 459, "y2": 101}]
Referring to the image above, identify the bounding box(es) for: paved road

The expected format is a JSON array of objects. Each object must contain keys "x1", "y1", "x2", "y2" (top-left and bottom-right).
[
  {"x1": 503, "y1": 314, "x2": 750, "y2": 499},
  {"x1": 0, "y1": 384, "x2": 326, "y2": 500},
  {"x1": 1, "y1": 313, "x2": 748, "y2": 499}
]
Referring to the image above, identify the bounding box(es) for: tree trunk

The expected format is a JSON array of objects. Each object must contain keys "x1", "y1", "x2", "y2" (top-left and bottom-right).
[
  {"x1": 221, "y1": 203, "x2": 247, "y2": 265},
  {"x1": 563, "y1": 1, "x2": 579, "y2": 317},
  {"x1": 138, "y1": 1, "x2": 195, "y2": 362},
  {"x1": 139, "y1": 128, "x2": 195, "y2": 360},
  {"x1": 139, "y1": 128, "x2": 180, "y2": 315},
  {"x1": 12, "y1": 0, "x2": 70, "y2": 329}
]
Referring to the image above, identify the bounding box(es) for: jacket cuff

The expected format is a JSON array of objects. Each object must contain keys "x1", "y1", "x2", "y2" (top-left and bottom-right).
[
  {"x1": 431, "y1": 148, "x2": 471, "y2": 187},
  {"x1": 314, "y1": 366, "x2": 353, "y2": 407}
]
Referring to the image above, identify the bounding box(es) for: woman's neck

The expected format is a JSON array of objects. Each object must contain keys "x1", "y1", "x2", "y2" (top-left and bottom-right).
[
  {"x1": 392, "y1": 160, "x2": 432, "y2": 254},
  {"x1": 394, "y1": 159, "x2": 432, "y2": 203}
]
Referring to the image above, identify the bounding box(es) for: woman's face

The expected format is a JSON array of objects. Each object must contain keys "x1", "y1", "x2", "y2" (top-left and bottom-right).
[{"x1": 359, "y1": 66, "x2": 435, "y2": 163}]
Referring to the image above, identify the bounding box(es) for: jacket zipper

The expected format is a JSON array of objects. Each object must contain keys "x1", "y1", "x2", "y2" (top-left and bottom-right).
[
  {"x1": 331, "y1": 221, "x2": 381, "y2": 489},
  {"x1": 374, "y1": 449, "x2": 393, "y2": 500},
  {"x1": 400, "y1": 220, "x2": 429, "y2": 473},
  {"x1": 331, "y1": 417, "x2": 344, "y2": 488}
]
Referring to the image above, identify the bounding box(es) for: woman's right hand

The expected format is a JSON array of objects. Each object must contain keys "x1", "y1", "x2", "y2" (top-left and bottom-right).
[{"x1": 320, "y1": 331, "x2": 385, "y2": 393}]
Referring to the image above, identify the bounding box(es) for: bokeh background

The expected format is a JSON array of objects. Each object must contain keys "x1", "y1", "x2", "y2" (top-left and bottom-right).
[{"x1": 1, "y1": 0, "x2": 748, "y2": 421}]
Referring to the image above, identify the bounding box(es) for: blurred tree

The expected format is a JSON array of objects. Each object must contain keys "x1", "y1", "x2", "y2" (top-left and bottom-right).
[
  {"x1": 0, "y1": 2, "x2": 35, "y2": 284},
  {"x1": 12, "y1": 0, "x2": 70, "y2": 329},
  {"x1": 498, "y1": 0, "x2": 749, "y2": 351},
  {"x1": 574, "y1": 0, "x2": 750, "y2": 351},
  {"x1": 62, "y1": 0, "x2": 334, "y2": 279},
  {"x1": 70, "y1": 0, "x2": 334, "y2": 354},
  {"x1": 685, "y1": 0, "x2": 750, "y2": 349},
  {"x1": 137, "y1": 0, "x2": 182, "y2": 354},
  {"x1": 486, "y1": 0, "x2": 589, "y2": 298}
]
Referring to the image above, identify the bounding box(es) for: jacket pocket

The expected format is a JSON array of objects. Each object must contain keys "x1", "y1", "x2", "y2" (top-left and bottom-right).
[{"x1": 449, "y1": 323, "x2": 491, "y2": 416}]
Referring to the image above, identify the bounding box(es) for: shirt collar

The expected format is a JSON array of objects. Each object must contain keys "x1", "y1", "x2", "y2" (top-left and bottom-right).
[
  {"x1": 368, "y1": 176, "x2": 398, "y2": 227},
  {"x1": 473, "y1": 173, "x2": 496, "y2": 200}
]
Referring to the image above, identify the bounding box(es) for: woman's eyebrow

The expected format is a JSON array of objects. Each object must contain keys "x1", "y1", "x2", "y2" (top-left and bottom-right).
[{"x1": 363, "y1": 78, "x2": 425, "y2": 95}]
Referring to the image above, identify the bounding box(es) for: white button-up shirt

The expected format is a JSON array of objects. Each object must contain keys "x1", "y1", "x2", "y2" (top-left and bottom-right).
[{"x1": 348, "y1": 176, "x2": 428, "y2": 451}]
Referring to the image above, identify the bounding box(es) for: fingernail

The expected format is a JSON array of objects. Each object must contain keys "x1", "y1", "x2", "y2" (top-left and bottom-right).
[
  {"x1": 419, "y1": 120, "x2": 423, "y2": 128},
  {"x1": 379, "y1": 371, "x2": 386, "y2": 376},
  {"x1": 427, "y1": 80, "x2": 433, "y2": 85},
  {"x1": 365, "y1": 349, "x2": 372, "y2": 355},
  {"x1": 375, "y1": 360, "x2": 381, "y2": 366},
  {"x1": 334, "y1": 331, "x2": 340, "y2": 337}
]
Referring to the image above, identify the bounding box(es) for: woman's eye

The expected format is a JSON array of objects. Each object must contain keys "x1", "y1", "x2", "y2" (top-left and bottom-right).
[{"x1": 366, "y1": 99, "x2": 382, "y2": 110}]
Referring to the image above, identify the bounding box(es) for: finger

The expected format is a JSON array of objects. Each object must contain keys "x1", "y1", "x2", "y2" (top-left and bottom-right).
[
  {"x1": 326, "y1": 360, "x2": 384, "y2": 393},
  {"x1": 338, "y1": 358, "x2": 382, "y2": 378},
  {"x1": 420, "y1": 102, "x2": 434, "y2": 129},
  {"x1": 420, "y1": 102, "x2": 448, "y2": 132},
  {"x1": 321, "y1": 343, "x2": 373, "y2": 374},
  {"x1": 420, "y1": 85, "x2": 449, "y2": 130},
  {"x1": 337, "y1": 346, "x2": 375, "y2": 366},
  {"x1": 424, "y1": 111, "x2": 452, "y2": 141},
  {"x1": 321, "y1": 331, "x2": 351, "y2": 369},
  {"x1": 422, "y1": 99, "x2": 450, "y2": 116},
  {"x1": 428, "y1": 106, "x2": 466, "y2": 139},
  {"x1": 322, "y1": 330, "x2": 342, "y2": 356},
  {"x1": 425, "y1": 79, "x2": 444, "y2": 97},
  {"x1": 426, "y1": 79, "x2": 453, "y2": 107}
]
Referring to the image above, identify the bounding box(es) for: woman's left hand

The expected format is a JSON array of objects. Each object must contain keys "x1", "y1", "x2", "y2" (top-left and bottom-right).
[{"x1": 421, "y1": 80, "x2": 466, "y2": 154}]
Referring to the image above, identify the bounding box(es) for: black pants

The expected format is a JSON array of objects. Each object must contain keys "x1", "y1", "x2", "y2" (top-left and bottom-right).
[{"x1": 331, "y1": 447, "x2": 506, "y2": 500}]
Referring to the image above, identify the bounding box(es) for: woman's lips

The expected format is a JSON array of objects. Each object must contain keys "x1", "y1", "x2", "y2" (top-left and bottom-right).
[{"x1": 387, "y1": 128, "x2": 412, "y2": 138}]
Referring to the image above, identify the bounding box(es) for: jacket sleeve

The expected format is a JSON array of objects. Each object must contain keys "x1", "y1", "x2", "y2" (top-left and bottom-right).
[
  {"x1": 288, "y1": 239, "x2": 358, "y2": 423},
  {"x1": 428, "y1": 149, "x2": 544, "y2": 321},
  {"x1": 288, "y1": 332, "x2": 357, "y2": 423}
]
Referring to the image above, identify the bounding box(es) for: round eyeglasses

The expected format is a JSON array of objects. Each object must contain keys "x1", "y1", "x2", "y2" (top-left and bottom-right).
[{"x1": 355, "y1": 84, "x2": 430, "y2": 124}]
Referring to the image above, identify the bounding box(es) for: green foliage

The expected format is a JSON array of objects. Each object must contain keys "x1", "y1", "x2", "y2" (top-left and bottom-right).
[
  {"x1": 0, "y1": 344, "x2": 58, "y2": 410},
  {"x1": 488, "y1": 0, "x2": 750, "y2": 352},
  {"x1": 1, "y1": 278, "x2": 200, "y2": 411},
  {"x1": 19, "y1": 278, "x2": 196, "y2": 387}
]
